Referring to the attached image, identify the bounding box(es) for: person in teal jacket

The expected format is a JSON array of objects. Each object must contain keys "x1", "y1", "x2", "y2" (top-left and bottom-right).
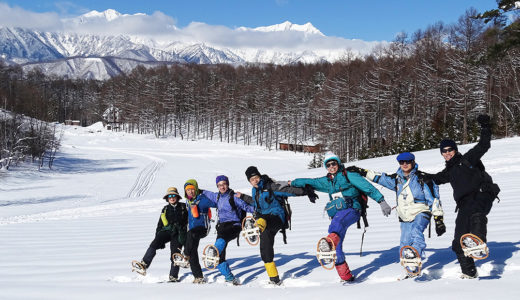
[{"x1": 289, "y1": 152, "x2": 391, "y2": 282}]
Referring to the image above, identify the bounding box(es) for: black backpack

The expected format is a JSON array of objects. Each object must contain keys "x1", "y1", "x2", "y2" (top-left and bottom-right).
[
  {"x1": 259, "y1": 176, "x2": 292, "y2": 244},
  {"x1": 340, "y1": 169, "x2": 369, "y2": 229}
]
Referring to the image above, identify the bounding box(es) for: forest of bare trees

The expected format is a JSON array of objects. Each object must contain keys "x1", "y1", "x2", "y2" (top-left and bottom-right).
[{"x1": 1, "y1": 8, "x2": 519, "y2": 165}]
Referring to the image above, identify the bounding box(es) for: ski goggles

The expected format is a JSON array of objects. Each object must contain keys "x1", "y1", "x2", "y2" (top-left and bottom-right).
[
  {"x1": 398, "y1": 160, "x2": 414, "y2": 165},
  {"x1": 441, "y1": 147, "x2": 455, "y2": 153}
]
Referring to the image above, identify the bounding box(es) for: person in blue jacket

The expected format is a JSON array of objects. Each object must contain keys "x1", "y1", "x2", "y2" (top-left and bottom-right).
[
  {"x1": 182, "y1": 179, "x2": 214, "y2": 284},
  {"x1": 201, "y1": 175, "x2": 255, "y2": 285},
  {"x1": 237, "y1": 166, "x2": 311, "y2": 285},
  {"x1": 347, "y1": 152, "x2": 445, "y2": 278},
  {"x1": 288, "y1": 152, "x2": 390, "y2": 282}
]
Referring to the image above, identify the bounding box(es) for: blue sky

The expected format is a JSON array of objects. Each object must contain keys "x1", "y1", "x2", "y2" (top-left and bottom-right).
[{"x1": 0, "y1": 0, "x2": 498, "y2": 41}]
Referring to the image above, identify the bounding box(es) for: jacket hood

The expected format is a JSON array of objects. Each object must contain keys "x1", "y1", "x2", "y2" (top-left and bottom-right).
[{"x1": 184, "y1": 179, "x2": 200, "y2": 198}]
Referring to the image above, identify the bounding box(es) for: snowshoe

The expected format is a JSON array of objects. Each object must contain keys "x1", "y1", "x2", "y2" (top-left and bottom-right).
[
  {"x1": 399, "y1": 246, "x2": 422, "y2": 276},
  {"x1": 172, "y1": 253, "x2": 190, "y2": 268},
  {"x1": 226, "y1": 277, "x2": 241, "y2": 286},
  {"x1": 202, "y1": 244, "x2": 220, "y2": 270},
  {"x1": 316, "y1": 236, "x2": 336, "y2": 270},
  {"x1": 460, "y1": 233, "x2": 489, "y2": 260},
  {"x1": 131, "y1": 260, "x2": 147, "y2": 276},
  {"x1": 397, "y1": 272, "x2": 420, "y2": 281},
  {"x1": 268, "y1": 276, "x2": 282, "y2": 286},
  {"x1": 193, "y1": 277, "x2": 206, "y2": 284},
  {"x1": 241, "y1": 216, "x2": 260, "y2": 246}
]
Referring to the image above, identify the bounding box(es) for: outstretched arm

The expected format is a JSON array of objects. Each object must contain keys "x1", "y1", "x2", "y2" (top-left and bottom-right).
[
  {"x1": 465, "y1": 115, "x2": 492, "y2": 165},
  {"x1": 346, "y1": 172, "x2": 385, "y2": 203},
  {"x1": 233, "y1": 196, "x2": 255, "y2": 214}
]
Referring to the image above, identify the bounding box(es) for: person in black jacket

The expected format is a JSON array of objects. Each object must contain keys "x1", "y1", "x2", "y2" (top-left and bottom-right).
[
  {"x1": 427, "y1": 114, "x2": 500, "y2": 279},
  {"x1": 133, "y1": 187, "x2": 188, "y2": 282}
]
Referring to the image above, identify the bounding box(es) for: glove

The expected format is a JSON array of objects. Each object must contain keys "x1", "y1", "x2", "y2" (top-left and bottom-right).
[
  {"x1": 434, "y1": 216, "x2": 446, "y2": 236},
  {"x1": 379, "y1": 200, "x2": 391, "y2": 217},
  {"x1": 346, "y1": 165, "x2": 367, "y2": 177},
  {"x1": 304, "y1": 184, "x2": 318, "y2": 203},
  {"x1": 477, "y1": 114, "x2": 490, "y2": 128}
]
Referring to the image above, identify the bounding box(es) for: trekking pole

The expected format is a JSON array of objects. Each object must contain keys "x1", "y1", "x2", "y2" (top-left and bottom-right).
[
  {"x1": 360, "y1": 227, "x2": 367, "y2": 256},
  {"x1": 428, "y1": 218, "x2": 431, "y2": 238}
]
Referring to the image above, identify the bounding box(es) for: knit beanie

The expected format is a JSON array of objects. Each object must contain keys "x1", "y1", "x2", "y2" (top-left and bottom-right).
[
  {"x1": 440, "y1": 139, "x2": 458, "y2": 152},
  {"x1": 323, "y1": 151, "x2": 341, "y2": 168},
  {"x1": 216, "y1": 175, "x2": 229, "y2": 186},
  {"x1": 245, "y1": 166, "x2": 261, "y2": 181}
]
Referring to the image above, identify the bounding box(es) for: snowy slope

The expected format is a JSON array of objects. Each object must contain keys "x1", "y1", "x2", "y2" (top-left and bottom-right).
[{"x1": 0, "y1": 124, "x2": 519, "y2": 300}]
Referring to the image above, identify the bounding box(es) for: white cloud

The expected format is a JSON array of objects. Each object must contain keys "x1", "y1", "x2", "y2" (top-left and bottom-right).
[
  {"x1": 0, "y1": 3, "x2": 381, "y2": 53},
  {"x1": 0, "y1": 3, "x2": 63, "y2": 31}
]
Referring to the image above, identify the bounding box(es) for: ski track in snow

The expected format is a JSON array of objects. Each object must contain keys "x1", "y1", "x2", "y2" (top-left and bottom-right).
[{"x1": 126, "y1": 160, "x2": 164, "y2": 198}]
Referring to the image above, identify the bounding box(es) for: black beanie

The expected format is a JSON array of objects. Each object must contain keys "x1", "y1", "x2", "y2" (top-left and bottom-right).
[
  {"x1": 440, "y1": 139, "x2": 458, "y2": 152},
  {"x1": 245, "y1": 166, "x2": 261, "y2": 181}
]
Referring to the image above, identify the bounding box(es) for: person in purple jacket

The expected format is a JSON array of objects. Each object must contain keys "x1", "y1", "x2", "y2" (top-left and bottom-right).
[{"x1": 201, "y1": 175, "x2": 255, "y2": 285}]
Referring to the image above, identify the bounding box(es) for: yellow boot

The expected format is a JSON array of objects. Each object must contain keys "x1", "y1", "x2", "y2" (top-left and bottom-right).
[{"x1": 264, "y1": 262, "x2": 281, "y2": 285}]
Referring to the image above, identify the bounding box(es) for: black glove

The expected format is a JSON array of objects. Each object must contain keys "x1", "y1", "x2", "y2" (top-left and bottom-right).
[
  {"x1": 346, "y1": 165, "x2": 367, "y2": 177},
  {"x1": 434, "y1": 216, "x2": 446, "y2": 236},
  {"x1": 304, "y1": 184, "x2": 318, "y2": 203},
  {"x1": 477, "y1": 114, "x2": 491, "y2": 128}
]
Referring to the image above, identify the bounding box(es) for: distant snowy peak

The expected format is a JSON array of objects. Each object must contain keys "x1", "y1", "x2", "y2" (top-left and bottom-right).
[
  {"x1": 239, "y1": 21, "x2": 324, "y2": 36},
  {"x1": 67, "y1": 9, "x2": 144, "y2": 24}
]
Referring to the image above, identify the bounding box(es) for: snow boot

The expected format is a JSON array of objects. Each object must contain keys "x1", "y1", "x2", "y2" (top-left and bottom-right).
[
  {"x1": 335, "y1": 262, "x2": 354, "y2": 282},
  {"x1": 168, "y1": 276, "x2": 179, "y2": 282},
  {"x1": 457, "y1": 255, "x2": 477, "y2": 278},
  {"x1": 193, "y1": 277, "x2": 206, "y2": 284}
]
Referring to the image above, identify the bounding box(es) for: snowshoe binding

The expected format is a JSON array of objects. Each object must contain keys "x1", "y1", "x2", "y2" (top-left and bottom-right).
[
  {"x1": 460, "y1": 233, "x2": 489, "y2": 260},
  {"x1": 202, "y1": 244, "x2": 220, "y2": 270},
  {"x1": 399, "y1": 246, "x2": 422, "y2": 276},
  {"x1": 241, "y1": 216, "x2": 260, "y2": 246},
  {"x1": 131, "y1": 260, "x2": 147, "y2": 276},
  {"x1": 316, "y1": 236, "x2": 336, "y2": 270},
  {"x1": 172, "y1": 253, "x2": 190, "y2": 268}
]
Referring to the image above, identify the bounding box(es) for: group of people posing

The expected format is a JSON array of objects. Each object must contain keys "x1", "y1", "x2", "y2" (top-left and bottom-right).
[{"x1": 132, "y1": 114, "x2": 499, "y2": 285}]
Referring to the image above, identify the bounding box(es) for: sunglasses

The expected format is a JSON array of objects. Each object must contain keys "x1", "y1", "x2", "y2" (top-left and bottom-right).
[
  {"x1": 168, "y1": 194, "x2": 178, "y2": 199},
  {"x1": 398, "y1": 160, "x2": 414, "y2": 165},
  {"x1": 441, "y1": 147, "x2": 455, "y2": 153},
  {"x1": 326, "y1": 161, "x2": 338, "y2": 168}
]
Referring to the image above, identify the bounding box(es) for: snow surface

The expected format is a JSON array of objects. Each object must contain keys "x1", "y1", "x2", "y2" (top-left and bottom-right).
[{"x1": 1, "y1": 124, "x2": 519, "y2": 300}]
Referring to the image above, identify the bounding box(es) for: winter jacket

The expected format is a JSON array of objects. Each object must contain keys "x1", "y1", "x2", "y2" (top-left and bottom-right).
[
  {"x1": 156, "y1": 202, "x2": 188, "y2": 234},
  {"x1": 202, "y1": 189, "x2": 255, "y2": 226},
  {"x1": 240, "y1": 175, "x2": 306, "y2": 223},
  {"x1": 291, "y1": 165, "x2": 384, "y2": 212},
  {"x1": 184, "y1": 179, "x2": 215, "y2": 231},
  {"x1": 430, "y1": 126, "x2": 498, "y2": 205},
  {"x1": 365, "y1": 163, "x2": 443, "y2": 222}
]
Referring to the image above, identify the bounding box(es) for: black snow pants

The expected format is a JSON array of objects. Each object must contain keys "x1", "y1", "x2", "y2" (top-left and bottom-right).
[
  {"x1": 143, "y1": 230, "x2": 183, "y2": 278},
  {"x1": 258, "y1": 214, "x2": 283, "y2": 263},
  {"x1": 184, "y1": 226, "x2": 208, "y2": 278},
  {"x1": 453, "y1": 191, "x2": 494, "y2": 276}
]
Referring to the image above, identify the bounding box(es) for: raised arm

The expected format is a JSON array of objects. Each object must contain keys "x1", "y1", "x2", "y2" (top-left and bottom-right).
[{"x1": 464, "y1": 115, "x2": 492, "y2": 166}]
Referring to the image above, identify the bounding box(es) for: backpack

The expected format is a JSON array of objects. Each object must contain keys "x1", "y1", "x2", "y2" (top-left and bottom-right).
[
  {"x1": 217, "y1": 189, "x2": 247, "y2": 246},
  {"x1": 341, "y1": 169, "x2": 369, "y2": 229},
  {"x1": 259, "y1": 176, "x2": 292, "y2": 244}
]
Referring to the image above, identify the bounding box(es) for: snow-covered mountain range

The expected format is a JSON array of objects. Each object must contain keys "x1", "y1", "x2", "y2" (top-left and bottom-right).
[{"x1": 0, "y1": 9, "x2": 380, "y2": 80}]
